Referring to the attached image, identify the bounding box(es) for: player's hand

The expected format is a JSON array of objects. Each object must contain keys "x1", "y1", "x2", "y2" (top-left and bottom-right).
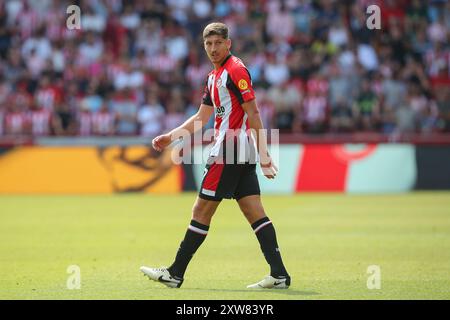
[
  {"x1": 260, "y1": 156, "x2": 278, "y2": 179},
  {"x1": 152, "y1": 134, "x2": 171, "y2": 152}
]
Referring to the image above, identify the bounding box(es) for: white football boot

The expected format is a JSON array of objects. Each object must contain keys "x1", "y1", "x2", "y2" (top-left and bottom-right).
[
  {"x1": 140, "y1": 266, "x2": 183, "y2": 288},
  {"x1": 247, "y1": 275, "x2": 291, "y2": 289}
]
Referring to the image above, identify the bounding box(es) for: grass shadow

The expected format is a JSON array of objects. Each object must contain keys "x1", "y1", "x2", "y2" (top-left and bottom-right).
[{"x1": 182, "y1": 287, "x2": 320, "y2": 297}]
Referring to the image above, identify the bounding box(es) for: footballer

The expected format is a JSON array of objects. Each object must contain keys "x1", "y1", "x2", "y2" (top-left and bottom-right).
[{"x1": 141, "y1": 22, "x2": 290, "y2": 289}]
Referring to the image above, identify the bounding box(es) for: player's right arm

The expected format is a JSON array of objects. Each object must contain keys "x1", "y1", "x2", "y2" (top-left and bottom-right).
[{"x1": 152, "y1": 104, "x2": 213, "y2": 152}]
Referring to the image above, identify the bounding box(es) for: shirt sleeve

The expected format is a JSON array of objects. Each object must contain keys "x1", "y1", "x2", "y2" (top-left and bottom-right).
[
  {"x1": 226, "y1": 65, "x2": 255, "y2": 104},
  {"x1": 201, "y1": 78, "x2": 213, "y2": 107}
]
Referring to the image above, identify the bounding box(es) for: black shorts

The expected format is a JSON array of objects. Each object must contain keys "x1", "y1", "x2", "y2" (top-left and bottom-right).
[{"x1": 198, "y1": 156, "x2": 261, "y2": 202}]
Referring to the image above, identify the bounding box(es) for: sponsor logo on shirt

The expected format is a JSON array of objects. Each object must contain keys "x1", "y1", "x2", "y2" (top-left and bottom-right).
[{"x1": 216, "y1": 105, "x2": 225, "y2": 117}]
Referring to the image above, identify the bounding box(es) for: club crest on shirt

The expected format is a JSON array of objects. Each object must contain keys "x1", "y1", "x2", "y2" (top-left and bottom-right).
[
  {"x1": 216, "y1": 78, "x2": 222, "y2": 88},
  {"x1": 238, "y1": 79, "x2": 248, "y2": 90}
]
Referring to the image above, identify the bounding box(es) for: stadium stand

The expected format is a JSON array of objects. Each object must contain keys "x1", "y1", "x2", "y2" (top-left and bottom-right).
[{"x1": 0, "y1": 0, "x2": 449, "y2": 142}]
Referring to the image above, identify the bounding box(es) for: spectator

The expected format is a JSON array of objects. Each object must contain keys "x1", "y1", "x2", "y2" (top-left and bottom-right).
[
  {"x1": 134, "y1": 19, "x2": 162, "y2": 58},
  {"x1": 78, "y1": 102, "x2": 92, "y2": 137},
  {"x1": 185, "y1": 48, "x2": 211, "y2": 89},
  {"x1": 328, "y1": 18, "x2": 349, "y2": 48},
  {"x1": 114, "y1": 62, "x2": 145, "y2": 91},
  {"x1": 4, "y1": 48, "x2": 26, "y2": 83},
  {"x1": 148, "y1": 45, "x2": 178, "y2": 74},
  {"x1": 435, "y1": 87, "x2": 450, "y2": 132},
  {"x1": 406, "y1": 0, "x2": 427, "y2": 26},
  {"x1": 266, "y1": 2, "x2": 295, "y2": 41},
  {"x1": 13, "y1": 81, "x2": 33, "y2": 112},
  {"x1": 0, "y1": 106, "x2": 4, "y2": 136},
  {"x1": 267, "y1": 81, "x2": 301, "y2": 132},
  {"x1": 411, "y1": 28, "x2": 433, "y2": 56},
  {"x1": 427, "y1": 14, "x2": 447, "y2": 44},
  {"x1": 330, "y1": 98, "x2": 355, "y2": 133},
  {"x1": 357, "y1": 43, "x2": 379, "y2": 71},
  {"x1": 0, "y1": 0, "x2": 448, "y2": 139},
  {"x1": 418, "y1": 102, "x2": 439, "y2": 133},
  {"x1": 0, "y1": 24, "x2": 12, "y2": 60},
  {"x1": 382, "y1": 68, "x2": 407, "y2": 110},
  {"x1": 29, "y1": 103, "x2": 51, "y2": 136},
  {"x1": 21, "y1": 27, "x2": 52, "y2": 62},
  {"x1": 92, "y1": 103, "x2": 116, "y2": 136},
  {"x1": 80, "y1": 81, "x2": 103, "y2": 113},
  {"x1": 352, "y1": 79, "x2": 380, "y2": 131},
  {"x1": 301, "y1": 90, "x2": 328, "y2": 134},
  {"x1": 164, "y1": 88, "x2": 186, "y2": 130},
  {"x1": 328, "y1": 59, "x2": 355, "y2": 108},
  {"x1": 0, "y1": 77, "x2": 11, "y2": 106},
  {"x1": 137, "y1": 91, "x2": 165, "y2": 138},
  {"x1": 51, "y1": 41, "x2": 66, "y2": 74},
  {"x1": 51, "y1": 102, "x2": 76, "y2": 136},
  {"x1": 408, "y1": 85, "x2": 432, "y2": 115},
  {"x1": 120, "y1": 4, "x2": 141, "y2": 31},
  {"x1": 78, "y1": 32, "x2": 104, "y2": 66},
  {"x1": 264, "y1": 53, "x2": 290, "y2": 87},
  {"x1": 111, "y1": 88, "x2": 138, "y2": 136},
  {"x1": 103, "y1": 14, "x2": 128, "y2": 60},
  {"x1": 4, "y1": 101, "x2": 29, "y2": 135},
  {"x1": 35, "y1": 75, "x2": 62, "y2": 111},
  {"x1": 26, "y1": 48, "x2": 48, "y2": 78},
  {"x1": 165, "y1": 22, "x2": 190, "y2": 62},
  {"x1": 338, "y1": 43, "x2": 357, "y2": 75},
  {"x1": 395, "y1": 99, "x2": 417, "y2": 134},
  {"x1": 81, "y1": 5, "x2": 107, "y2": 33},
  {"x1": 254, "y1": 88, "x2": 275, "y2": 130}
]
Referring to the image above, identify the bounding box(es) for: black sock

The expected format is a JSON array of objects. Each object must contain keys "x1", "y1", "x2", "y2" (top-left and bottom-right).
[
  {"x1": 168, "y1": 220, "x2": 209, "y2": 278},
  {"x1": 252, "y1": 217, "x2": 289, "y2": 278}
]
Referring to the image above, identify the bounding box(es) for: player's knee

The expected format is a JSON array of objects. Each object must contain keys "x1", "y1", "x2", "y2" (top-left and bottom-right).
[
  {"x1": 239, "y1": 203, "x2": 253, "y2": 217},
  {"x1": 239, "y1": 202, "x2": 266, "y2": 222},
  {"x1": 192, "y1": 201, "x2": 214, "y2": 223},
  {"x1": 192, "y1": 201, "x2": 204, "y2": 216}
]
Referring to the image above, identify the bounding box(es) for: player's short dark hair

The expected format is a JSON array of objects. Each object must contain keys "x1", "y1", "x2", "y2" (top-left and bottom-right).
[{"x1": 203, "y1": 22, "x2": 229, "y2": 40}]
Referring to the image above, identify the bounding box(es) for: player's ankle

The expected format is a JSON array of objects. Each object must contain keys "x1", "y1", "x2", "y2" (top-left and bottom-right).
[
  {"x1": 167, "y1": 266, "x2": 184, "y2": 280},
  {"x1": 271, "y1": 272, "x2": 290, "y2": 279}
]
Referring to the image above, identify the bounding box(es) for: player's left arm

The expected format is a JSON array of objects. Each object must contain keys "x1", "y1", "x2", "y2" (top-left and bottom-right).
[
  {"x1": 242, "y1": 100, "x2": 278, "y2": 179},
  {"x1": 229, "y1": 63, "x2": 278, "y2": 179}
]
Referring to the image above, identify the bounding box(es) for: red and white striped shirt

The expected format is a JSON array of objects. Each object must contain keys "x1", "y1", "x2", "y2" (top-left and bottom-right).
[
  {"x1": 0, "y1": 111, "x2": 4, "y2": 136},
  {"x1": 78, "y1": 111, "x2": 92, "y2": 136},
  {"x1": 35, "y1": 87, "x2": 61, "y2": 111},
  {"x1": 306, "y1": 78, "x2": 329, "y2": 95},
  {"x1": 16, "y1": 10, "x2": 40, "y2": 40},
  {"x1": 5, "y1": 112, "x2": 28, "y2": 135},
  {"x1": 29, "y1": 109, "x2": 51, "y2": 136},
  {"x1": 91, "y1": 112, "x2": 115, "y2": 136},
  {"x1": 303, "y1": 95, "x2": 328, "y2": 124},
  {"x1": 45, "y1": 10, "x2": 64, "y2": 41},
  {"x1": 202, "y1": 55, "x2": 257, "y2": 161}
]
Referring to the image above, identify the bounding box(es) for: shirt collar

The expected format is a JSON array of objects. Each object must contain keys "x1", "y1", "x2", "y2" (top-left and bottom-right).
[{"x1": 221, "y1": 54, "x2": 232, "y2": 67}]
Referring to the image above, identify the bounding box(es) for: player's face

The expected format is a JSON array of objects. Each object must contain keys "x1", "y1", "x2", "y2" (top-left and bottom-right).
[{"x1": 204, "y1": 35, "x2": 231, "y2": 66}]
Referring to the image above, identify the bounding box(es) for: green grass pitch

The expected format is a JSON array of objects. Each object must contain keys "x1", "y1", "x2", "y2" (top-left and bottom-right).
[{"x1": 1, "y1": 192, "x2": 449, "y2": 300}]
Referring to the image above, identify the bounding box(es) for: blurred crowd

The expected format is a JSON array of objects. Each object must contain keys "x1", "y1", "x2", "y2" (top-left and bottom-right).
[{"x1": 0, "y1": 0, "x2": 449, "y2": 138}]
